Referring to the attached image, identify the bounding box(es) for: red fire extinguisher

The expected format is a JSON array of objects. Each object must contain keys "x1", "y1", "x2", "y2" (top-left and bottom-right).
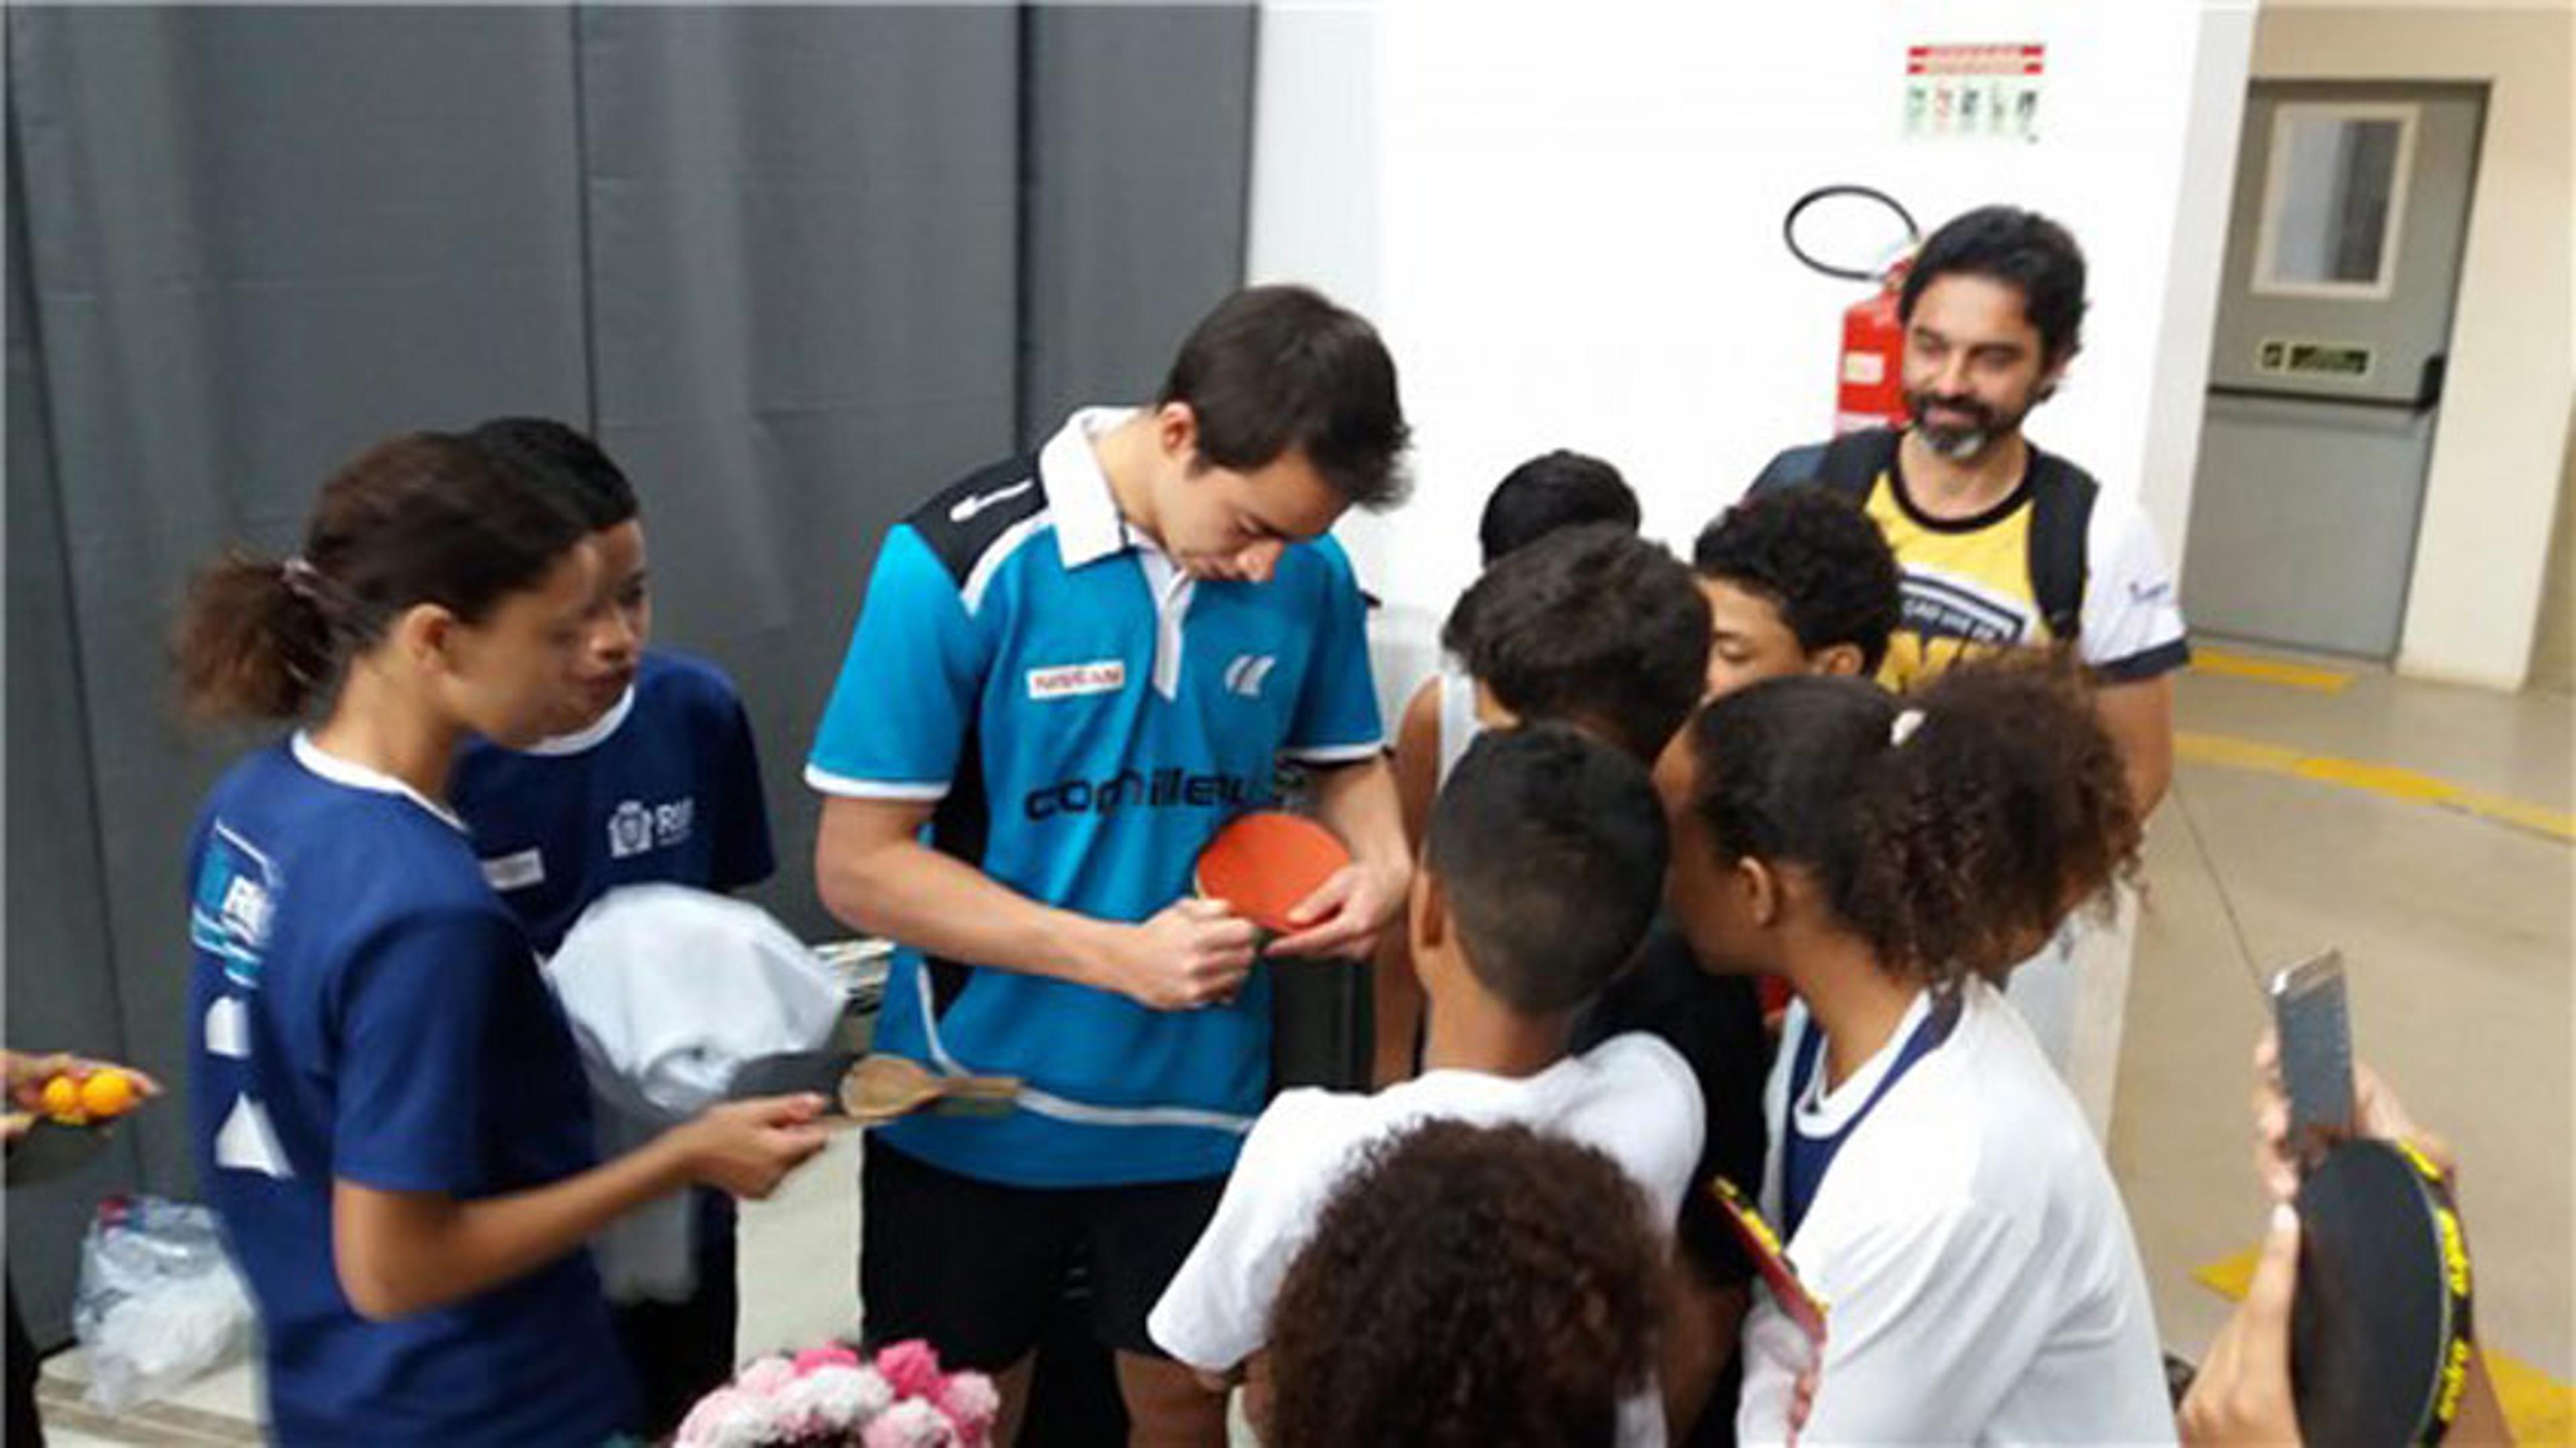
[
  {"x1": 1836, "y1": 256, "x2": 1913, "y2": 434},
  {"x1": 1785, "y1": 187, "x2": 1923, "y2": 435}
]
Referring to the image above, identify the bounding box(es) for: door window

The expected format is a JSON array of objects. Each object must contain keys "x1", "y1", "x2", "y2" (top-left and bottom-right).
[{"x1": 2253, "y1": 103, "x2": 2417, "y2": 300}]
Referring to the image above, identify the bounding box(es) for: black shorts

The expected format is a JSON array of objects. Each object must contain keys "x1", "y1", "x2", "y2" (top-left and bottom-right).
[{"x1": 859, "y1": 1140, "x2": 1226, "y2": 1369}]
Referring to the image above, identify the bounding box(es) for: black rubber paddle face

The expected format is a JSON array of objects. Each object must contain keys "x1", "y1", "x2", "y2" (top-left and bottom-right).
[{"x1": 2290, "y1": 1139, "x2": 2475, "y2": 1445}]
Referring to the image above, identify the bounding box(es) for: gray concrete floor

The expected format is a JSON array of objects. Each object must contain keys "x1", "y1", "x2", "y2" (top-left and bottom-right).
[
  {"x1": 42, "y1": 652, "x2": 2575, "y2": 1441},
  {"x1": 2111, "y1": 654, "x2": 2573, "y2": 1396}
]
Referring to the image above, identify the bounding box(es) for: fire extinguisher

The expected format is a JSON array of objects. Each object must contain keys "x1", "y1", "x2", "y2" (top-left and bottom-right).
[{"x1": 1784, "y1": 186, "x2": 1923, "y2": 435}]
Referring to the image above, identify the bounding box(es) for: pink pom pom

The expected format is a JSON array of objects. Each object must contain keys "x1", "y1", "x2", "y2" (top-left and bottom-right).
[
  {"x1": 735, "y1": 1356, "x2": 796, "y2": 1396},
  {"x1": 934, "y1": 1371, "x2": 1001, "y2": 1445},
  {"x1": 672, "y1": 1386, "x2": 756, "y2": 1447},
  {"x1": 794, "y1": 1343, "x2": 863, "y2": 1376},
  {"x1": 861, "y1": 1398, "x2": 955, "y2": 1448},
  {"x1": 875, "y1": 1339, "x2": 947, "y2": 1401}
]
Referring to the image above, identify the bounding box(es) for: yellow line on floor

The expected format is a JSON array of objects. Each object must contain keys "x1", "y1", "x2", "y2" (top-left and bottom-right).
[
  {"x1": 2195, "y1": 1247, "x2": 2574, "y2": 1441},
  {"x1": 2176, "y1": 731, "x2": 2576, "y2": 844},
  {"x1": 2190, "y1": 648, "x2": 2355, "y2": 693}
]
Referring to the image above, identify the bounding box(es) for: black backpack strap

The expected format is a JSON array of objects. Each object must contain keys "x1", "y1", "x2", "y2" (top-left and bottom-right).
[
  {"x1": 1815, "y1": 427, "x2": 1901, "y2": 501},
  {"x1": 1749, "y1": 427, "x2": 1898, "y2": 503},
  {"x1": 2024, "y1": 448, "x2": 2098, "y2": 644},
  {"x1": 1748, "y1": 442, "x2": 1829, "y2": 497}
]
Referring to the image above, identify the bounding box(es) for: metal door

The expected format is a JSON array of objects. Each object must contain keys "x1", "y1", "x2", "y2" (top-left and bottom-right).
[{"x1": 2184, "y1": 81, "x2": 2485, "y2": 658}]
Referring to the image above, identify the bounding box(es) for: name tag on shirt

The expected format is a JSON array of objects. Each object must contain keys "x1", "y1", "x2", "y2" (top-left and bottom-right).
[
  {"x1": 481, "y1": 848, "x2": 546, "y2": 891},
  {"x1": 1027, "y1": 660, "x2": 1126, "y2": 701}
]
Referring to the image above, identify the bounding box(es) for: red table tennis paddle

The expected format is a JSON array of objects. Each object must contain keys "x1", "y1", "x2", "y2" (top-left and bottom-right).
[
  {"x1": 1711, "y1": 1176, "x2": 1830, "y2": 1351},
  {"x1": 1711, "y1": 1176, "x2": 1829, "y2": 1443},
  {"x1": 1192, "y1": 811, "x2": 1352, "y2": 937}
]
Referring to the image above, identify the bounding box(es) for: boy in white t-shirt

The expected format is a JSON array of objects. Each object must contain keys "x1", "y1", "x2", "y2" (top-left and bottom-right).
[{"x1": 1149, "y1": 727, "x2": 1703, "y2": 1445}]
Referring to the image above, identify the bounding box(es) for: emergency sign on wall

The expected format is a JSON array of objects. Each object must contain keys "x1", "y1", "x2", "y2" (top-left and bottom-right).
[{"x1": 1903, "y1": 44, "x2": 2045, "y2": 144}]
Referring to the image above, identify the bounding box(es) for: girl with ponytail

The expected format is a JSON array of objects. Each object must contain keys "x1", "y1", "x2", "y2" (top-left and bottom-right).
[
  {"x1": 1660, "y1": 658, "x2": 2172, "y2": 1443},
  {"x1": 173, "y1": 431, "x2": 826, "y2": 1445}
]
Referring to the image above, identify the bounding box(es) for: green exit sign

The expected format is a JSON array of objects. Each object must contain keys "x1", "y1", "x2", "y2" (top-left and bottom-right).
[{"x1": 2257, "y1": 337, "x2": 2375, "y2": 380}]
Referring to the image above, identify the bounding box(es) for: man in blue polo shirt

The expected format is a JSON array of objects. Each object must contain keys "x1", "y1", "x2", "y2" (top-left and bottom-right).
[
  {"x1": 809, "y1": 285, "x2": 1413, "y2": 1442},
  {"x1": 449, "y1": 417, "x2": 775, "y2": 1438}
]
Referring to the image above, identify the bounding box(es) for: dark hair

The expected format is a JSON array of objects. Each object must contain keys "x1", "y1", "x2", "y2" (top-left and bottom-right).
[
  {"x1": 1478, "y1": 450, "x2": 1639, "y2": 564},
  {"x1": 1683, "y1": 658, "x2": 2138, "y2": 985},
  {"x1": 1158, "y1": 283, "x2": 1411, "y2": 509},
  {"x1": 467, "y1": 416, "x2": 638, "y2": 529},
  {"x1": 1900, "y1": 205, "x2": 2089, "y2": 363},
  {"x1": 1424, "y1": 726, "x2": 1669, "y2": 1015},
  {"x1": 1268, "y1": 1120, "x2": 1664, "y2": 1448},
  {"x1": 1442, "y1": 524, "x2": 1710, "y2": 764},
  {"x1": 1694, "y1": 484, "x2": 1903, "y2": 674},
  {"x1": 174, "y1": 432, "x2": 593, "y2": 721}
]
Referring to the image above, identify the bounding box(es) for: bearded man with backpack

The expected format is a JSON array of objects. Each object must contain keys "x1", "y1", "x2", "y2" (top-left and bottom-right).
[{"x1": 1753, "y1": 205, "x2": 2187, "y2": 818}]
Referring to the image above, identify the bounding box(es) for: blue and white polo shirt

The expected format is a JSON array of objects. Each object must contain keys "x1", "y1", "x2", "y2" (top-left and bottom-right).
[{"x1": 806, "y1": 407, "x2": 1383, "y2": 1188}]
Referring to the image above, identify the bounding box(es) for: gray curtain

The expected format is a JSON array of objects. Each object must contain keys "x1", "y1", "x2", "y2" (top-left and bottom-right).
[{"x1": 5, "y1": 2, "x2": 1254, "y2": 1345}]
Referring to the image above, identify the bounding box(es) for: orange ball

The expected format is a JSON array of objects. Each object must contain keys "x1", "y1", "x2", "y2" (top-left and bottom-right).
[
  {"x1": 80, "y1": 1069, "x2": 138, "y2": 1121},
  {"x1": 39, "y1": 1074, "x2": 83, "y2": 1123}
]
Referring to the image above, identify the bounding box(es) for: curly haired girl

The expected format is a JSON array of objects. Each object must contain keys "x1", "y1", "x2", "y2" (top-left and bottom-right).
[{"x1": 1660, "y1": 657, "x2": 2171, "y2": 1443}]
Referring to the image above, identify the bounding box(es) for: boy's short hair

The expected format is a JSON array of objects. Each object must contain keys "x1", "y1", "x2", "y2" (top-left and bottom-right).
[
  {"x1": 1268, "y1": 1119, "x2": 1664, "y2": 1448},
  {"x1": 1158, "y1": 284, "x2": 1411, "y2": 510},
  {"x1": 1899, "y1": 205, "x2": 2089, "y2": 364},
  {"x1": 1694, "y1": 484, "x2": 1902, "y2": 674},
  {"x1": 1478, "y1": 450, "x2": 1639, "y2": 565},
  {"x1": 468, "y1": 417, "x2": 639, "y2": 530},
  {"x1": 1441, "y1": 524, "x2": 1709, "y2": 764},
  {"x1": 1423, "y1": 726, "x2": 1668, "y2": 1015}
]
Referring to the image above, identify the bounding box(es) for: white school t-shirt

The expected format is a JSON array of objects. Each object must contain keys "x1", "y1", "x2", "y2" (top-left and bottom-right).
[
  {"x1": 1148, "y1": 1033, "x2": 1705, "y2": 1447},
  {"x1": 1737, "y1": 979, "x2": 2173, "y2": 1447}
]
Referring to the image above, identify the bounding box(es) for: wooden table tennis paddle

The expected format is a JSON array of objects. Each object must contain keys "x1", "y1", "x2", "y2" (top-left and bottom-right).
[
  {"x1": 729, "y1": 1049, "x2": 1018, "y2": 1128},
  {"x1": 1192, "y1": 810, "x2": 1352, "y2": 938},
  {"x1": 836, "y1": 1054, "x2": 1019, "y2": 1126},
  {"x1": 2290, "y1": 1136, "x2": 2475, "y2": 1444}
]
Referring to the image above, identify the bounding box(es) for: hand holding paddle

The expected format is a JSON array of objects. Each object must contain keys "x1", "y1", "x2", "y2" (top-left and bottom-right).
[
  {"x1": 2225, "y1": 1028, "x2": 2483, "y2": 1445},
  {"x1": 1264, "y1": 859, "x2": 1407, "y2": 960},
  {"x1": 669, "y1": 1094, "x2": 830, "y2": 1201},
  {"x1": 2178, "y1": 1204, "x2": 2304, "y2": 1445},
  {"x1": 1099, "y1": 898, "x2": 1260, "y2": 1010},
  {"x1": 2251, "y1": 1031, "x2": 2452, "y2": 1203},
  {"x1": 1193, "y1": 810, "x2": 1399, "y2": 961}
]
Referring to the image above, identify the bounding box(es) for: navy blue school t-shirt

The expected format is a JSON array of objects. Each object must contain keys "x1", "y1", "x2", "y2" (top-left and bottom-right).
[
  {"x1": 451, "y1": 650, "x2": 775, "y2": 955},
  {"x1": 185, "y1": 735, "x2": 635, "y2": 1445}
]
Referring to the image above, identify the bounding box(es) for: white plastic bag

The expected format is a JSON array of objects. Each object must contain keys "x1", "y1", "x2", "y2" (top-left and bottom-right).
[
  {"x1": 545, "y1": 885, "x2": 845, "y2": 1303},
  {"x1": 72, "y1": 1195, "x2": 254, "y2": 1413}
]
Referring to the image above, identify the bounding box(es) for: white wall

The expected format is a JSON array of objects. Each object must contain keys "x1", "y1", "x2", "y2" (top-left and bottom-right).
[
  {"x1": 1250, "y1": 0, "x2": 2256, "y2": 627},
  {"x1": 2253, "y1": 3, "x2": 2575, "y2": 691}
]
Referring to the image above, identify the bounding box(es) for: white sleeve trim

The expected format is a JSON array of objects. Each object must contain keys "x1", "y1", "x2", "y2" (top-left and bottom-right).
[
  {"x1": 802, "y1": 765, "x2": 951, "y2": 801},
  {"x1": 2077, "y1": 493, "x2": 2188, "y2": 667},
  {"x1": 1279, "y1": 740, "x2": 1384, "y2": 765},
  {"x1": 961, "y1": 511, "x2": 1057, "y2": 616}
]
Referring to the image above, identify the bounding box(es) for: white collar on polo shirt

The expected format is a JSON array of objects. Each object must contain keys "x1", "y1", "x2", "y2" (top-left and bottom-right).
[
  {"x1": 290, "y1": 730, "x2": 468, "y2": 833},
  {"x1": 1041, "y1": 406, "x2": 1158, "y2": 570},
  {"x1": 1038, "y1": 406, "x2": 1202, "y2": 699},
  {"x1": 515, "y1": 683, "x2": 637, "y2": 758}
]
